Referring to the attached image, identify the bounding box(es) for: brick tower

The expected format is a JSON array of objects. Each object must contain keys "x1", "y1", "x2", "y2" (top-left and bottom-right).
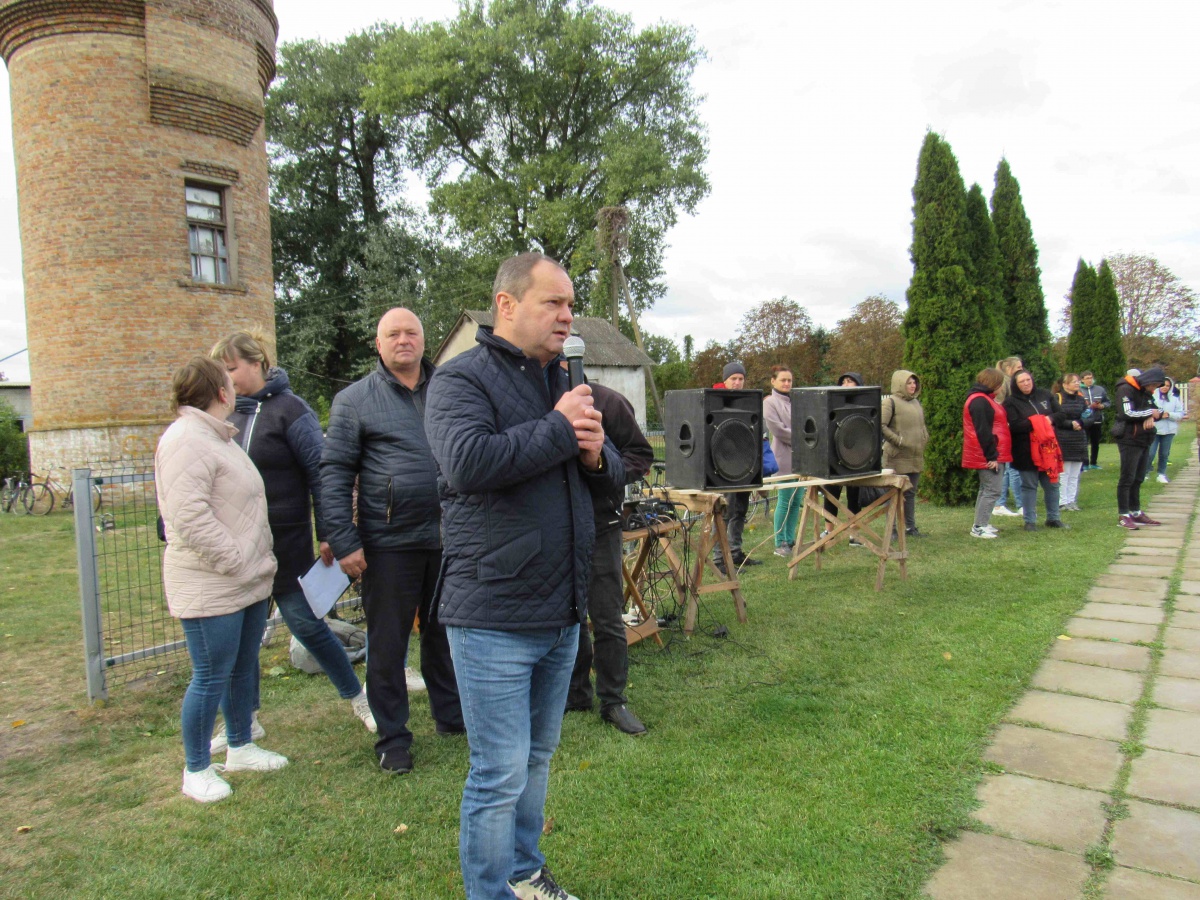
[{"x1": 0, "y1": 0, "x2": 277, "y2": 470}]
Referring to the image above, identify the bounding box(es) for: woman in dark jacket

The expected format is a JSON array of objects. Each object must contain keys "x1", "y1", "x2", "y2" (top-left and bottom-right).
[
  {"x1": 1054, "y1": 373, "x2": 1089, "y2": 511},
  {"x1": 212, "y1": 332, "x2": 375, "y2": 743},
  {"x1": 1003, "y1": 369, "x2": 1067, "y2": 531}
]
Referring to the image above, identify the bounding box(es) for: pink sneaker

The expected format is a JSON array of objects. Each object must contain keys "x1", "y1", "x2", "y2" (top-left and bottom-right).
[
  {"x1": 1131, "y1": 513, "x2": 1161, "y2": 526},
  {"x1": 1118, "y1": 515, "x2": 1140, "y2": 530}
]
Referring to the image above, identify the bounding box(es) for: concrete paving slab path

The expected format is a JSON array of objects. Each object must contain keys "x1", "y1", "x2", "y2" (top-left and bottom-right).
[
  {"x1": 1048, "y1": 638, "x2": 1151, "y2": 672},
  {"x1": 1090, "y1": 577, "x2": 1169, "y2": 599},
  {"x1": 1127, "y1": 747, "x2": 1200, "y2": 808},
  {"x1": 971, "y1": 773, "x2": 1107, "y2": 852},
  {"x1": 1103, "y1": 867, "x2": 1200, "y2": 900},
  {"x1": 1075, "y1": 602, "x2": 1164, "y2": 625},
  {"x1": 1031, "y1": 659, "x2": 1144, "y2": 703},
  {"x1": 1161, "y1": 648, "x2": 1200, "y2": 678},
  {"x1": 1006, "y1": 690, "x2": 1132, "y2": 742},
  {"x1": 1154, "y1": 674, "x2": 1200, "y2": 714},
  {"x1": 1111, "y1": 800, "x2": 1200, "y2": 882},
  {"x1": 924, "y1": 831, "x2": 1089, "y2": 900},
  {"x1": 1143, "y1": 707, "x2": 1200, "y2": 756},
  {"x1": 1164, "y1": 628, "x2": 1200, "y2": 652},
  {"x1": 1064, "y1": 617, "x2": 1157, "y2": 644},
  {"x1": 983, "y1": 725, "x2": 1122, "y2": 791}
]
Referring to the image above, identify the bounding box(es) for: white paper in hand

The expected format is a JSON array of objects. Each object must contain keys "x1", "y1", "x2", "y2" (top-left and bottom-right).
[{"x1": 298, "y1": 557, "x2": 350, "y2": 619}]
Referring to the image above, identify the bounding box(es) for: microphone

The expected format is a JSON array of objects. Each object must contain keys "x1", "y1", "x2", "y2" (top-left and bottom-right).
[{"x1": 563, "y1": 334, "x2": 586, "y2": 390}]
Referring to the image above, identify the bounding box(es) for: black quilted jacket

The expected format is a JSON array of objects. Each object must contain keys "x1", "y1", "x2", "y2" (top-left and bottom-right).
[
  {"x1": 320, "y1": 358, "x2": 442, "y2": 557},
  {"x1": 425, "y1": 327, "x2": 625, "y2": 630},
  {"x1": 230, "y1": 368, "x2": 326, "y2": 596}
]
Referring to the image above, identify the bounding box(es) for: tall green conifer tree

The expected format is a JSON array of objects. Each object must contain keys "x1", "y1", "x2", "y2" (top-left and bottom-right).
[
  {"x1": 963, "y1": 183, "x2": 1007, "y2": 364},
  {"x1": 991, "y1": 159, "x2": 1057, "y2": 386},
  {"x1": 1090, "y1": 260, "x2": 1127, "y2": 392},
  {"x1": 1065, "y1": 259, "x2": 1097, "y2": 374},
  {"x1": 902, "y1": 134, "x2": 994, "y2": 505}
]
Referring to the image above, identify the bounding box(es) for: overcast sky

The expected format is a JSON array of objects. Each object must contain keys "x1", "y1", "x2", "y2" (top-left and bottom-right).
[{"x1": 2, "y1": 0, "x2": 1197, "y2": 382}]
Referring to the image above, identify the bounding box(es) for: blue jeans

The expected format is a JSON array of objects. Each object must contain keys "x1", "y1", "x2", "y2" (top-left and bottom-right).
[
  {"x1": 448, "y1": 624, "x2": 579, "y2": 900},
  {"x1": 997, "y1": 464, "x2": 1022, "y2": 510},
  {"x1": 1019, "y1": 469, "x2": 1061, "y2": 524},
  {"x1": 1147, "y1": 433, "x2": 1175, "y2": 476},
  {"x1": 180, "y1": 598, "x2": 270, "y2": 772},
  {"x1": 275, "y1": 590, "x2": 362, "y2": 699}
]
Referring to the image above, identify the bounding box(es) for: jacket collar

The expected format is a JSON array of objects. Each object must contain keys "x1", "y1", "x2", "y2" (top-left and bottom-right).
[
  {"x1": 178, "y1": 405, "x2": 238, "y2": 442},
  {"x1": 475, "y1": 325, "x2": 563, "y2": 367},
  {"x1": 376, "y1": 356, "x2": 434, "y2": 392}
]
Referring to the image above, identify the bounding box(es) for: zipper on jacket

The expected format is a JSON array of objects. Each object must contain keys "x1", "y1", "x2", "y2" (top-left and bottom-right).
[
  {"x1": 241, "y1": 401, "x2": 262, "y2": 453},
  {"x1": 387, "y1": 477, "x2": 394, "y2": 524}
]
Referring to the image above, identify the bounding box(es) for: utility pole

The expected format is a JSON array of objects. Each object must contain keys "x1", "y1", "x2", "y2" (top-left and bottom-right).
[{"x1": 596, "y1": 206, "x2": 663, "y2": 426}]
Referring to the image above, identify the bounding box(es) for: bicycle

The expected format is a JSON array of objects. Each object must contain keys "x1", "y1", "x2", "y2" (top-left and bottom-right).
[
  {"x1": 2, "y1": 475, "x2": 31, "y2": 515},
  {"x1": 25, "y1": 466, "x2": 102, "y2": 516}
]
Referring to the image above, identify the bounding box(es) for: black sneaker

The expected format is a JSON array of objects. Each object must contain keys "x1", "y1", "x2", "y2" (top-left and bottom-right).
[
  {"x1": 378, "y1": 747, "x2": 413, "y2": 774},
  {"x1": 509, "y1": 865, "x2": 579, "y2": 900},
  {"x1": 730, "y1": 551, "x2": 762, "y2": 567}
]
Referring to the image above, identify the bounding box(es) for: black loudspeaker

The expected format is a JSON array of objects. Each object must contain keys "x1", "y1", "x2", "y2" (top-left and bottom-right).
[
  {"x1": 664, "y1": 389, "x2": 763, "y2": 490},
  {"x1": 791, "y1": 386, "x2": 882, "y2": 478}
]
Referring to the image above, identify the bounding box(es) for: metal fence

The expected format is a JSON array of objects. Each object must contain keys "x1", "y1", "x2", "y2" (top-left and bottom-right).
[{"x1": 73, "y1": 462, "x2": 360, "y2": 701}]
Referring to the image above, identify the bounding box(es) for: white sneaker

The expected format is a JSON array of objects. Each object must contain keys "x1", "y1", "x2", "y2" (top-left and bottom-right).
[
  {"x1": 992, "y1": 506, "x2": 1021, "y2": 517},
  {"x1": 211, "y1": 711, "x2": 265, "y2": 754},
  {"x1": 406, "y1": 667, "x2": 427, "y2": 693},
  {"x1": 980, "y1": 524, "x2": 998, "y2": 535},
  {"x1": 970, "y1": 525, "x2": 998, "y2": 539},
  {"x1": 225, "y1": 742, "x2": 288, "y2": 772},
  {"x1": 508, "y1": 866, "x2": 579, "y2": 900},
  {"x1": 210, "y1": 712, "x2": 265, "y2": 754},
  {"x1": 351, "y1": 689, "x2": 377, "y2": 733},
  {"x1": 773, "y1": 544, "x2": 791, "y2": 558},
  {"x1": 182, "y1": 764, "x2": 231, "y2": 803},
  {"x1": 1157, "y1": 474, "x2": 1169, "y2": 484}
]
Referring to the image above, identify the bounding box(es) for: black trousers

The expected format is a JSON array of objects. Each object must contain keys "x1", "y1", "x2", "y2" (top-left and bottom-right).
[
  {"x1": 568, "y1": 524, "x2": 628, "y2": 711},
  {"x1": 360, "y1": 548, "x2": 462, "y2": 755},
  {"x1": 1116, "y1": 443, "x2": 1151, "y2": 515},
  {"x1": 716, "y1": 491, "x2": 750, "y2": 556},
  {"x1": 1086, "y1": 424, "x2": 1103, "y2": 466},
  {"x1": 823, "y1": 484, "x2": 861, "y2": 520}
]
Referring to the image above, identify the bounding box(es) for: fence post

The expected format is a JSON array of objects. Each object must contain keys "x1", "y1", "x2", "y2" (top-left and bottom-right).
[{"x1": 73, "y1": 467, "x2": 106, "y2": 702}]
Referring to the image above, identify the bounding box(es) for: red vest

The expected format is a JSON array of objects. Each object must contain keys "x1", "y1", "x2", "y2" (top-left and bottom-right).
[{"x1": 962, "y1": 392, "x2": 1013, "y2": 468}]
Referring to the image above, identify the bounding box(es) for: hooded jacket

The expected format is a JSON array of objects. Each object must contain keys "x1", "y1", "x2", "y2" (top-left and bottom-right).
[
  {"x1": 1152, "y1": 383, "x2": 1184, "y2": 436},
  {"x1": 155, "y1": 406, "x2": 276, "y2": 618},
  {"x1": 425, "y1": 327, "x2": 625, "y2": 631},
  {"x1": 881, "y1": 369, "x2": 928, "y2": 473},
  {"x1": 228, "y1": 367, "x2": 326, "y2": 595},
  {"x1": 837, "y1": 372, "x2": 864, "y2": 387},
  {"x1": 1053, "y1": 387, "x2": 1090, "y2": 463},
  {"x1": 1114, "y1": 374, "x2": 1160, "y2": 446}
]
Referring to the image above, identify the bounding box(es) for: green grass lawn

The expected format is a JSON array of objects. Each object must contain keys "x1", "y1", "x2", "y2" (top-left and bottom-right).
[{"x1": 0, "y1": 429, "x2": 1193, "y2": 899}]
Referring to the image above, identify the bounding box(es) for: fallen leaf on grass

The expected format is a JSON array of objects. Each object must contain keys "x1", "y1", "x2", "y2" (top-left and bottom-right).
[
  {"x1": 393, "y1": 824, "x2": 409, "y2": 834},
  {"x1": 16, "y1": 826, "x2": 32, "y2": 834},
  {"x1": 12, "y1": 720, "x2": 26, "y2": 728},
  {"x1": 578, "y1": 760, "x2": 590, "y2": 771},
  {"x1": 543, "y1": 817, "x2": 555, "y2": 835},
  {"x1": 1056, "y1": 635, "x2": 1072, "y2": 641},
  {"x1": 942, "y1": 652, "x2": 952, "y2": 660},
  {"x1": 266, "y1": 666, "x2": 286, "y2": 677}
]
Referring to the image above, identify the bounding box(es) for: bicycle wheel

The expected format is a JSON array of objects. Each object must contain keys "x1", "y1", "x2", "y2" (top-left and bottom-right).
[
  {"x1": 24, "y1": 482, "x2": 54, "y2": 516},
  {"x1": 11, "y1": 484, "x2": 31, "y2": 515},
  {"x1": 91, "y1": 484, "x2": 103, "y2": 512}
]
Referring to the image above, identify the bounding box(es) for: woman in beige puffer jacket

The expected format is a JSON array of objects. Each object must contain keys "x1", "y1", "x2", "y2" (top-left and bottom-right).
[
  {"x1": 155, "y1": 356, "x2": 284, "y2": 803},
  {"x1": 881, "y1": 369, "x2": 929, "y2": 537}
]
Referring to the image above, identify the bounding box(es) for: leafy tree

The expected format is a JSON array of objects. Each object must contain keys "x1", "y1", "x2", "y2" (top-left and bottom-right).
[
  {"x1": 366, "y1": 0, "x2": 709, "y2": 313},
  {"x1": 1105, "y1": 252, "x2": 1200, "y2": 363},
  {"x1": 962, "y1": 183, "x2": 1007, "y2": 364},
  {"x1": 0, "y1": 397, "x2": 28, "y2": 479},
  {"x1": 1090, "y1": 259, "x2": 1131, "y2": 391},
  {"x1": 824, "y1": 295, "x2": 905, "y2": 388},
  {"x1": 991, "y1": 158, "x2": 1056, "y2": 386},
  {"x1": 902, "y1": 133, "x2": 993, "y2": 505},
  {"x1": 1064, "y1": 259, "x2": 1098, "y2": 374},
  {"x1": 267, "y1": 29, "x2": 413, "y2": 404},
  {"x1": 731, "y1": 297, "x2": 821, "y2": 387},
  {"x1": 690, "y1": 340, "x2": 731, "y2": 388}
]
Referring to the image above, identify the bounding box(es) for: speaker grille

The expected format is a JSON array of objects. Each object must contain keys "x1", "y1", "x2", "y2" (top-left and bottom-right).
[
  {"x1": 834, "y1": 413, "x2": 877, "y2": 470},
  {"x1": 710, "y1": 418, "x2": 759, "y2": 484}
]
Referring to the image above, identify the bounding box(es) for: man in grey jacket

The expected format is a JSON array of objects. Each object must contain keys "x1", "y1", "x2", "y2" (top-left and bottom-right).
[
  {"x1": 1080, "y1": 371, "x2": 1111, "y2": 470},
  {"x1": 321, "y1": 308, "x2": 463, "y2": 776}
]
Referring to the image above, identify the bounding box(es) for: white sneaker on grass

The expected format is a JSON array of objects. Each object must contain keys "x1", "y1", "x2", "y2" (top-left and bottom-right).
[
  {"x1": 992, "y1": 506, "x2": 1021, "y2": 517},
  {"x1": 351, "y1": 688, "x2": 377, "y2": 733},
  {"x1": 210, "y1": 711, "x2": 265, "y2": 754},
  {"x1": 406, "y1": 667, "x2": 427, "y2": 693},
  {"x1": 224, "y1": 742, "x2": 288, "y2": 772},
  {"x1": 508, "y1": 866, "x2": 579, "y2": 900},
  {"x1": 980, "y1": 524, "x2": 998, "y2": 535},
  {"x1": 970, "y1": 525, "x2": 998, "y2": 539},
  {"x1": 182, "y1": 764, "x2": 231, "y2": 803},
  {"x1": 1157, "y1": 474, "x2": 1169, "y2": 484}
]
